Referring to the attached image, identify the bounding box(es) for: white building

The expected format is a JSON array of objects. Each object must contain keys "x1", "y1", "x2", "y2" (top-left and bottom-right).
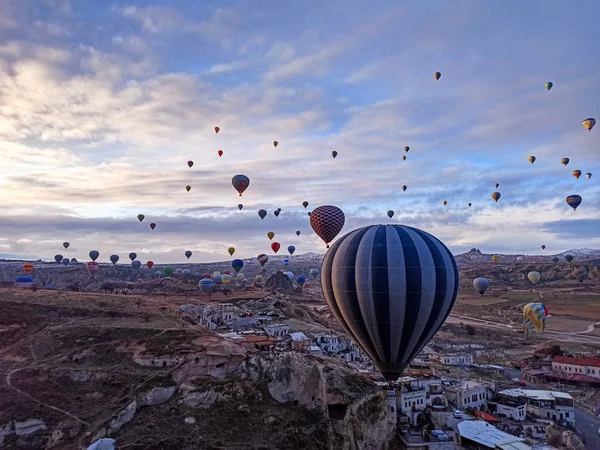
[
  {"x1": 444, "y1": 380, "x2": 489, "y2": 411},
  {"x1": 498, "y1": 389, "x2": 575, "y2": 426},
  {"x1": 263, "y1": 323, "x2": 290, "y2": 337},
  {"x1": 218, "y1": 303, "x2": 234, "y2": 322},
  {"x1": 308, "y1": 346, "x2": 323, "y2": 357},
  {"x1": 552, "y1": 356, "x2": 600, "y2": 379},
  {"x1": 314, "y1": 334, "x2": 347, "y2": 353},
  {"x1": 440, "y1": 354, "x2": 473, "y2": 366},
  {"x1": 457, "y1": 421, "x2": 530, "y2": 449}
]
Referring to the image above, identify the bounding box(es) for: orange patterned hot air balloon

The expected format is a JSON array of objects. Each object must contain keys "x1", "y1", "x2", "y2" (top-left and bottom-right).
[{"x1": 23, "y1": 263, "x2": 34, "y2": 274}]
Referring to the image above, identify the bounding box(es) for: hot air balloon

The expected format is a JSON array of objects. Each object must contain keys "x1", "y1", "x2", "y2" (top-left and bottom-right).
[
  {"x1": 218, "y1": 150, "x2": 223, "y2": 157},
  {"x1": 131, "y1": 260, "x2": 141, "y2": 269},
  {"x1": 302, "y1": 201, "x2": 309, "y2": 208},
  {"x1": 163, "y1": 267, "x2": 173, "y2": 277},
  {"x1": 255, "y1": 275, "x2": 264, "y2": 284},
  {"x1": 150, "y1": 223, "x2": 156, "y2": 230},
  {"x1": 199, "y1": 278, "x2": 215, "y2": 293},
  {"x1": 586, "y1": 173, "x2": 592, "y2": 179},
  {"x1": 442, "y1": 201, "x2": 447, "y2": 206},
  {"x1": 283, "y1": 271, "x2": 294, "y2": 281},
  {"x1": 491, "y1": 255, "x2": 499, "y2": 262},
  {"x1": 238, "y1": 204, "x2": 243, "y2": 210},
  {"x1": 402, "y1": 155, "x2": 406, "y2": 161},
  {"x1": 296, "y1": 230, "x2": 301, "y2": 236},
  {"x1": 257, "y1": 254, "x2": 268, "y2": 266},
  {"x1": 154, "y1": 270, "x2": 162, "y2": 278},
  {"x1": 146, "y1": 261, "x2": 154, "y2": 269},
  {"x1": 561, "y1": 158, "x2": 569, "y2": 166},
  {"x1": 86, "y1": 261, "x2": 98, "y2": 274},
  {"x1": 541, "y1": 245, "x2": 546, "y2": 250},
  {"x1": 565, "y1": 255, "x2": 574, "y2": 263},
  {"x1": 322, "y1": 224, "x2": 458, "y2": 381},
  {"x1": 551, "y1": 256, "x2": 559, "y2": 263},
  {"x1": 296, "y1": 275, "x2": 306, "y2": 285},
  {"x1": 310, "y1": 205, "x2": 345, "y2": 248},
  {"x1": 258, "y1": 209, "x2": 267, "y2": 219},
  {"x1": 89, "y1": 251, "x2": 99, "y2": 261},
  {"x1": 566, "y1": 195, "x2": 582, "y2": 211},
  {"x1": 214, "y1": 126, "x2": 220, "y2": 134},
  {"x1": 62, "y1": 258, "x2": 70, "y2": 266},
  {"x1": 267, "y1": 231, "x2": 275, "y2": 240},
  {"x1": 23, "y1": 263, "x2": 34, "y2": 274},
  {"x1": 54, "y1": 254, "x2": 63, "y2": 263},
  {"x1": 137, "y1": 214, "x2": 145, "y2": 222},
  {"x1": 528, "y1": 156, "x2": 536, "y2": 164},
  {"x1": 517, "y1": 256, "x2": 523, "y2": 262},
  {"x1": 387, "y1": 210, "x2": 394, "y2": 218},
  {"x1": 288, "y1": 245, "x2": 296, "y2": 255},
  {"x1": 492, "y1": 192, "x2": 501, "y2": 202},
  {"x1": 308, "y1": 212, "x2": 312, "y2": 216},
  {"x1": 573, "y1": 170, "x2": 582, "y2": 179},
  {"x1": 434, "y1": 71, "x2": 441, "y2": 80},
  {"x1": 15, "y1": 275, "x2": 33, "y2": 288},
  {"x1": 222, "y1": 274, "x2": 232, "y2": 284},
  {"x1": 527, "y1": 271, "x2": 541, "y2": 285},
  {"x1": 232, "y1": 174, "x2": 250, "y2": 196},
  {"x1": 110, "y1": 254, "x2": 119, "y2": 264},
  {"x1": 573, "y1": 267, "x2": 588, "y2": 282},
  {"x1": 310, "y1": 268, "x2": 319, "y2": 279},
  {"x1": 402, "y1": 185, "x2": 407, "y2": 192},
  {"x1": 404, "y1": 146, "x2": 409, "y2": 153},
  {"x1": 63, "y1": 242, "x2": 70, "y2": 249},
  {"x1": 128, "y1": 253, "x2": 137, "y2": 262},
  {"x1": 545, "y1": 82, "x2": 553, "y2": 91},
  {"x1": 182, "y1": 269, "x2": 191, "y2": 278},
  {"x1": 273, "y1": 141, "x2": 278, "y2": 147},
  {"x1": 473, "y1": 278, "x2": 490, "y2": 296},
  {"x1": 228, "y1": 247, "x2": 235, "y2": 256},
  {"x1": 271, "y1": 242, "x2": 281, "y2": 254},
  {"x1": 232, "y1": 259, "x2": 244, "y2": 273},
  {"x1": 185, "y1": 250, "x2": 192, "y2": 259},
  {"x1": 213, "y1": 273, "x2": 223, "y2": 285},
  {"x1": 274, "y1": 210, "x2": 280, "y2": 218},
  {"x1": 237, "y1": 273, "x2": 245, "y2": 282},
  {"x1": 583, "y1": 118, "x2": 596, "y2": 132},
  {"x1": 468, "y1": 203, "x2": 472, "y2": 207},
  {"x1": 523, "y1": 303, "x2": 546, "y2": 334},
  {"x1": 186, "y1": 185, "x2": 191, "y2": 192},
  {"x1": 332, "y1": 151, "x2": 338, "y2": 159},
  {"x1": 187, "y1": 161, "x2": 193, "y2": 168},
  {"x1": 283, "y1": 259, "x2": 289, "y2": 266}
]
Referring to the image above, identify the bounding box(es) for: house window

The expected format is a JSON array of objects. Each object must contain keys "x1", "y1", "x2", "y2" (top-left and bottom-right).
[{"x1": 565, "y1": 412, "x2": 569, "y2": 417}]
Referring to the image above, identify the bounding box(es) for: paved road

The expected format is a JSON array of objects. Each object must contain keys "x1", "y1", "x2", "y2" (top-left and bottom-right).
[{"x1": 503, "y1": 368, "x2": 600, "y2": 450}]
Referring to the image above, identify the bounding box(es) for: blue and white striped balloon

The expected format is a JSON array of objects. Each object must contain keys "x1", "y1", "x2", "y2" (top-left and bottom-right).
[{"x1": 321, "y1": 224, "x2": 459, "y2": 381}]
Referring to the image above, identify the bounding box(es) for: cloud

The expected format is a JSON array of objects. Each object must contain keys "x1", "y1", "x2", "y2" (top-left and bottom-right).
[{"x1": 0, "y1": 1, "x2": 599, "y2": 262}]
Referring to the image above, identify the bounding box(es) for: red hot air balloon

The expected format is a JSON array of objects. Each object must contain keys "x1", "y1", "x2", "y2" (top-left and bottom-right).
[
  {"x1": 310, "y1": 205, "x2": 345, "y2": 248},
  {"x1": 86, "y1": 261, "x2": 98, "y2": 274},
  {"x1": 150, "y1": 223, "x2": 156, "y2": 230},
  {"x1": 271, "y1": 242, "x2": 281, "y2": 254},
  {"x1": 146, "y1": 261, "x2": 154, "y2": 269},
  {"x1": 218, "y1": 150, "x2": 223, "y2": 157}
]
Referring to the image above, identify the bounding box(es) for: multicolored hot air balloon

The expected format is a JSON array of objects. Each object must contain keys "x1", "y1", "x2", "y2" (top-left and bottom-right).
[
  {"x1": 442, "y1": 200, "x2": 447, "y2": 206},
  {"x1": 561, "y1": 158, "x2": 570, "y2": 166},
  {"x1": 228, "y1": 247, "x2": 235, "y2": 256},
  {"x1": 232, "y1": 174, "x2": 249, "y2": 196},
  {"x1": 258, "y1": 209, "x2": 267, "y2": 219},
  {"x1": 541, "y1": 245, "x2": 546, "y2": 250},
  {"x1": 271, "y1": 242, "x2": 281, "y2": 254},
  {"x1": 222, "y1": 274, "x2": 232, "y2": 284},
  {"x1": 257, "y1": 254, "x2": 268, "y2": 266},
  {"x1": 473, "y1": 278, "x2": 490, "y2": 296},
  {"x1": 492, "y1": 192, "x2": 501, "y2": 202},
  {"x1": 566, "y1": 195, "x2": 582, "y2": 211},
  {"x1": 199, "y1": 278, "x2": 214, "y2": 293},
  {"x1": 573, "y1": 170, "x2": 582, "y2": 179},
  {"x1": 494, "y1": 183, "x2": 500, "y2": 188},
  {"x1": 523, "y1": 303, "x2": 546, "y2": 335},
  {"x1": 583, "y1": 118, "x2": 596, "y2": 132},
  {"x1": 404, "y1": 146, "x2": 409, "y2": 153},
  {"x1": 528, "y1": 156, "x2": 536, "y2": 164},
  {"x1": 310, "y1": 205, "x2": 345, "y2": 248},
  {"x1": 283, "y1": 271, "x2": 294, "y2": 281},
  {"x1": 527, "y1": 271, "x2": 541, "y2": 285},
  {"x1": 565, "y1": 255, "x2": 574, "y2": 263},
  {"x1": 402, "y1": 185, "x2": 407, "y2": 192},
  {"x1": 322, "y1": 224, "x2": 458, "y2": 381},
  {"x1": 586, "y1": 173, "x2": 592, "y2": 179},
  {"x1": 545, "y1": 82, "x2": 553, "y2": 91},
  {"x1": 23, "y1": 263, "x2": 34, "y2": 274},
  {"x1": 434, "y1": 71, "x2": 441, "y2": 81},
  {"x1": 402, "y1": 155, "x2": 406, "y2": 161}
]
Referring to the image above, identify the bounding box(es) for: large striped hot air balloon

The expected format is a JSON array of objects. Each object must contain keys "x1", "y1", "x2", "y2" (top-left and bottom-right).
[
  {"x1": 321, "y1": 224, "x2": 459, "y2": 381},
  {"x1": 523, "y1": 303, "x2": 547, "y2": 335}
]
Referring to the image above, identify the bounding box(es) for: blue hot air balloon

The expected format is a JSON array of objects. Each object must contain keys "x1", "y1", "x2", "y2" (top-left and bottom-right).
[
  {"x1": 131, "y1": 260, "x2": 142, "y2": 269},
  {"x1": 232, "y1": 259, "x2": 244, "y2": 273},
  {"x1": 182, "y1": 269, "x2": 191, "y2": 278},
  {"x1": 283, "y1": 259, "x2": 290, "y2": 266},
  {"x1": 213, "y1": 273, "x2": 223, "y2": 285},
  {"x1": 287, "y1": 245, "x2": 296, "y2": 255},
  {"x1": 566, "y1": 194, "x2": 582, "y2": 211},
  {"x1": 110, "y1": 254, "x2": 119, "y2": 264},
  {"x1": 199, "y1": 278, "x2": 215, "y2": 293},
  {"x1": 54, "y1": 254, "x2": 63, "y2": 263},
  {"x1": 297, "y1": 275, "x2": 306, "y2": 285},
  {"x1": 128, "y1": 252, "x2": 137, "y2": 262},
  {"x1": 89, "y1": 250, "x2": 99, "y2": 261},
  {"x1": 321, "y1": 224, "x2": 459, "y2": 381},
  {"x1": 62, "y1": 258, "x2": 70, "y2": 266},
  {"x1": 185, "y1": 250, "x2": 192, "y2": 260},
  {"x1": 15, "y1": 275, "x2": 34, "y2": 288},
  {"x1": 283, "y1": 271, "x2": 294, "y2": 281}
]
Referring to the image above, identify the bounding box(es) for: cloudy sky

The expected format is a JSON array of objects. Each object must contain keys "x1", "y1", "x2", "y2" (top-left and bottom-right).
[{"x1": 0, "y1": 0, "x2": 599, "y2": 263}]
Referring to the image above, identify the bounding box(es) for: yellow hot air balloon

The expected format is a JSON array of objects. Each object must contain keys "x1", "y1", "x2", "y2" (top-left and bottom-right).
[
  {"x1": 267, "y1": 231, "x2": 275, "y2": 240},
  {"x1": 527, "y1": 271, "x2": 541, "y2": 285},
  {"x1": 582, "y1": 118, "x2": 596, "y2": 132},
  {"x1": 573, "y1": 170, "x2": 582, "y2": 179},
  {"x1": 491, "y1": 255, "x2": 499, "y2": 262},
  {"x1": 228, "y1": 247, "x2": 235, "y2": 256},
  {"x1": 528, "y1": 156, "x2": 536, "y2": 164}
]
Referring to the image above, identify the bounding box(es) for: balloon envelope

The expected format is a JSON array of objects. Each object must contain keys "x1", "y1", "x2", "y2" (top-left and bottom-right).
[
  {"x1": 566, "y1": 195, "x2": 582, "y2": 211},
  {"x1": 54, "y1": 254, "x2": 63, "y2": 263},
  {"x1": 258, "y1": 209, "x2": 267, "y2": 219},
  {"x1": 232, "y1": 174, "x2": 250, "y2": 196},
  {"x1": 131, "y1": 260, "x2": 142, "y2": 269},
  {"x1": 527, "y1": 271, "x2": 541, "y2": 285},
  {"x1": 232, "y1": 259, "x2": 244, "y2": 273},
  {"x1": 110, "y1": 254, "x2": 119, "y2": 264},
  {"x1": 473, "y1": 278, "x2": 490, "y2": 296},
  {"x1": 287, "y1": 245, "x2": 296, "y2": 255},
  {"x1": 199, "y1": 278, "x2": 215, "y2": 293},
  {"x1": 89, "y1": 251, "x2": 99, "y2": 262},
  {"x1": 310, "y1": 205, "x2": 345, "y2": 247},
  {"x1": 129, "y1": 252, "x2": 137, "y2": 261},
  {"x1": 322, "y1": 224, "x2": 459, "y2": 381},
  {"x1": 185, "y1": 250, "x2": 192, "y2": 259}
]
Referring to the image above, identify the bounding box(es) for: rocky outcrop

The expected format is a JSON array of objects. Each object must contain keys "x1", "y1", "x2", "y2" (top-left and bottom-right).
[
  {"x1": 137, "y1": 386, "x2": 176, "y2": 407},
  {"x1": 546, "y1": 424, "x2": 585, "y2": 450},
  {"x1": 108, "y1": 400, "x2": 137, "y2": 435},
  {"x1": 265, "y1": 271, "x2": 294, "y2": 292}
]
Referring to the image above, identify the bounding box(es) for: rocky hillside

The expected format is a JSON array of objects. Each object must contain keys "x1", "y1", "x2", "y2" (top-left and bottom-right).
[{"x1": 0, "y1": 289, "x2": 398, "y2": 450}]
